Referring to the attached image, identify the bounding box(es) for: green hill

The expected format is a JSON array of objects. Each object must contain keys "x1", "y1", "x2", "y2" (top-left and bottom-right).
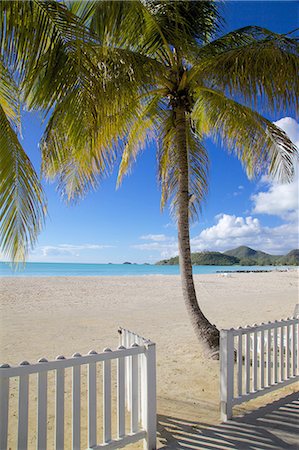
[
  {"x1": 156, "y1": 246, "x2": 299, "y2": 266},
  {"x1": 156, "y1": 251, "x2": 239, "y2": 266},
  {"x1": 224, "y1": 246, "x2": 270, "y2": 259},
  {"x1": 280, "y1": 249, "x2": 299, "y2": 265}
]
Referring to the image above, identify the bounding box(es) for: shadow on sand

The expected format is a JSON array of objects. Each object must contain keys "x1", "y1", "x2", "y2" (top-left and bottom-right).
[{"x1": 158, "y1": 392, "x2": 299, "y2": 449}]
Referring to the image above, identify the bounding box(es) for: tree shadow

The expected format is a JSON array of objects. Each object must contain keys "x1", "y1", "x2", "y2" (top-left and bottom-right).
[{"x1": 158, "y1": 392, "x2": 299, "y2": 449}]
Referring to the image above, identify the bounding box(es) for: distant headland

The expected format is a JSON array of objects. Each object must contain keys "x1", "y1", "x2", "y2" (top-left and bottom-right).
[{"x1": 156, "y1": 246, "x2": 299, "y2": 266}]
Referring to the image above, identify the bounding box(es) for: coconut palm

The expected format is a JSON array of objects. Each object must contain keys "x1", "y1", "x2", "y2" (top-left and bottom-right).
[{"x1": 1, "y1": 1, "x2": 298, "y2": 356}]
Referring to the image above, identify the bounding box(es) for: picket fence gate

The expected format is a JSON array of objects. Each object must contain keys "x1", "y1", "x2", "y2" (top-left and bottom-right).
[
  {"x1": 220, "y1": 317, "x2": 299, "y2": 421},
  {"x1": 0, "y1": 328, "x2": 156, "y2": 450}
]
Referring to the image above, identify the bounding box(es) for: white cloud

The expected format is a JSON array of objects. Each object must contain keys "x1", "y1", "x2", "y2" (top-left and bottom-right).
[
  {"x1": 133, "y1": 235, "x2": 178, "y2": 258},
  {"x1": 274, "y1": 117, "x2": 299, "y2": 146},
  {"x1": 251, "y1": 117, "x2": 299, "y2": 220},
  {"x1": 140, "y1": 234, "x2": 170, "y2": 242},
  {"x1": 39, "y1": 244, "x2": 114, "y2": 257},
  {"x1": 190, "y1": 213, "x2": 298, "y2": 255},
  {"x1": 252, "y1": 181, "x2": 298, "y2": 218}
]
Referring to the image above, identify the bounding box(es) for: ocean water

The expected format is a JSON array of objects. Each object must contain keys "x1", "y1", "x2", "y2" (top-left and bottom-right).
[{"x1": 0, "y1": 262, "x2": 292, "y2": 277}]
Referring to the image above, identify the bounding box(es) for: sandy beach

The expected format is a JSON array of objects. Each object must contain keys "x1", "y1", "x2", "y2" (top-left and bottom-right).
[{"x1": 1, "y1": 271, "x2": 298, "y2": 448}]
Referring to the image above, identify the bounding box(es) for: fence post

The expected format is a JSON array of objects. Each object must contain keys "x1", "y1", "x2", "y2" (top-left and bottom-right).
[
  {"x1": 0, "y1": 368, "x2": 9, "y2": 450},
  {"x1": 142, "y1": 342, "x2": 156, "y2": 450},
  {"x1": 220, "y1": 329, "x2": 234, "y2": 421}
]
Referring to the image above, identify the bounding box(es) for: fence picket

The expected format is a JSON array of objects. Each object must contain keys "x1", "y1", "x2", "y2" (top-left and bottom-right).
[
  {"x1": 18, "y1": 369, "x2": 29, "y2": 450},
  {"x1": 0, "y1": 373, "x2": 9, "y2": 450},
  {"x1": 273, "y1": 326, "x2": 278, "y2": 383},
  {"x1": 72, "y1": 354, "x2": 81, "y2": 450},
  {"x1": 245, "y1": 332, "x2": 250, "y2": 394},
  {"x1": 237, "y1": 331, "x2": 242, "y2": 397},
  {"x1": 88, "y1": 353, "x2": 97, "y2": 449},
  {"x1": 286, "y1": 324, "x2": 290, "y2": 379},
  {"x1": 55, "y1": 359, "x2": 65, "y2": 450},
  {"x1": 37, "y1": 366, "x2": 48, "y2": 449},
  {"x1": 117, "y1": 348, "x2": 125, "y2": 439},
  {"x1": 267, "y1": 328, "x2": 272, "y2": 386},
  {"x1": 103, "y1": 349, "x2": 112, "y2": 444},
  {"x1": 292, "y1": 322, "x2": 296, "y2": 375},
  {"x1": 253, "y1": 330, "x2": 258, "y2": 391},
  {"x1": 260, "y1": 329, "x2": 265, "y2": 389},
  {"x1": 280, "y1": 326, "x2": 284, "y2": 381},
  {"x1": 131, "y1": 346, "x2": 139, "y2": 433}
]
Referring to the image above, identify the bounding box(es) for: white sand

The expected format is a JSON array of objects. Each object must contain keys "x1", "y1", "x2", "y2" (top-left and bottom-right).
[{"x1": 0, "y1": 271, "x2": 298, "y2": 448}]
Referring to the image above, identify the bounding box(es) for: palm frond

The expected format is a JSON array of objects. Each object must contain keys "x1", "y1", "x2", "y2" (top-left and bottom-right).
[
  {"x1": 69, "y1": 0, "x2": 175, "y2": 65},
  {"x1": 0, "y1": 0, "x2": 89, "y2": 76},
  {"x1": 0, "y1": 58, "x2": 20, "y2": 128},
  {"x1": 40, "y1": 62, "x2": 158, "y2": 202},
  {"x1": 192, "y1": 87, "x2": 298, "y2": 182},
  {"x1": 117, "y1": 95, "x2": 163, "y2": 186},
  {"x1": 190, "y1": 26, "x2": 299, "y2": 114},
  {"x1": 0, "y1": 105, "x2": 46, "y2": 262},
  {"x1": 146, "y1": 0, "x2": 221, "y2": 51}
]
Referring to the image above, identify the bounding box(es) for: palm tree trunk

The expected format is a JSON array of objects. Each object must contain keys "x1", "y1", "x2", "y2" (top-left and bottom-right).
[{"x1": 175, "y1": 106, "x2": 220, "y2": 359}]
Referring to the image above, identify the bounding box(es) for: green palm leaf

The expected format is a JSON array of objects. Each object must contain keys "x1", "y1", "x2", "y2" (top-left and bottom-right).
[
  {"x1": 191, "y1": 26, "x2": 299, "y2": 114},
  {"x1": 0, "y1": 105, "x2": 46, "y2": 262},
  {"x1": 192, "y1": 86, "x2": 298, "y2": 181}
]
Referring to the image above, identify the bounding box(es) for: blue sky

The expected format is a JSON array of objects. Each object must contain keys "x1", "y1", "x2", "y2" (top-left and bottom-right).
[{"x1": 12, "y1": 1, "x2": 299, "y2": 263}]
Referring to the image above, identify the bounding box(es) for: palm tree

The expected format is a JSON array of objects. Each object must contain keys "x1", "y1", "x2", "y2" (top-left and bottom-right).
[{"x1": 1, "y1": 1, "x2": 298, "y2": 356}]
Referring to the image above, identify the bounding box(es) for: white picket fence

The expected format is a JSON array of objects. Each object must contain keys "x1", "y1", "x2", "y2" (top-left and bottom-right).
[
  {"x1": 220, "y1": 317, "x2": 299, "y2": 421},
  {"x1": 0, "y1": 328, "x2": 156, "y2": 450}
]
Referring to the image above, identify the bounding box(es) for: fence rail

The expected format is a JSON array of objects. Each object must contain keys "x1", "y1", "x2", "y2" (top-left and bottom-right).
[
  {"x1": 220, "y1": 317, "x2": 299, "y2": 421},
  {"x1": 0, "y1": 329, "x2": 156, "y2": 450}
]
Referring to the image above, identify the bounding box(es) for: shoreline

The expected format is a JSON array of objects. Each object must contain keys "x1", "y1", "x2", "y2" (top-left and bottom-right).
[{"x1": 0, "y1": 265, "x2": 296, "y2": 278}]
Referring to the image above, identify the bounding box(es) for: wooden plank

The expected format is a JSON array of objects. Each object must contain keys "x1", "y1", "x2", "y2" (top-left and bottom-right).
[
  {"x1": 37, "y1": 371, "x2": 48, "y2": 449},
  {"x1": 131, "y1": 350, "x2": 139, "y2": 433},
  {"x1": 273, "y1": 327, "x2": 278, "y2": 383},
  {"x1": 117, "y1": 353, "x2": 125, "y2": 439},
  {"x1": 280, "y1": 326, "x2": 284, "y2": 381},
  {"x1": 103, "y1": 351, "x2": 112, "y2": 443},
  {"x1": 142, "y1": 343, "x2": 156, "y2": 449},
  {"x1": 245, "y1": 332, "x2": 250, "y2": 394},
  {"x1": 18, "y1": 373, "x2": 29, "y2": 450},
  {"x1": 55, "y1": 366, "x2": 65, "y2": 450},
  {"x1": 225, "y1": 319, "x2": 296, "y2": 336},
  {"x1": 292, "y1": 322, "x2": 296, "y2": 376},
  {"x1": 220, "y1": 330, "x2": 234, "y2": 421},
  {"x1": 0, "y1": 347, "x2": 145, "y2": 379},
  {"x1": 267, "y1": 328, "x2": 272, "y2": 386},
  {"x1": 286, "y1": 324, "x2": 290, "y2": 379},
  {"x1": 72, "y1": 362, "x2": 81, "y2": 450},
  {"x1": 232, "y1": 375, "x2": 299, "y2": 405},
  {"x1": 88, "y1": 359, "x2": 97, "y2": 448},
  {"x1": 0, "y1": 375, "x2": 9, "y2": 450},
  {"x1": 253, "y1": 331, "x2": 258, "y2": 391},
  {"x1": 260, "y1": 329, "x2": 265, "y2": 389},
  {"x1": 91, "y1": 430, "x2": 146, "y2": 450},
  {"x1": 237, "y1": 332, "x2": 242, "y2": 397}
]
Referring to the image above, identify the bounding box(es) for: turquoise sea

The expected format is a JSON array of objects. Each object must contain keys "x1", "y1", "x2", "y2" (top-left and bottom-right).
[{"x1": 0, "y1": 262, "x2": 292, "y2": 277}]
